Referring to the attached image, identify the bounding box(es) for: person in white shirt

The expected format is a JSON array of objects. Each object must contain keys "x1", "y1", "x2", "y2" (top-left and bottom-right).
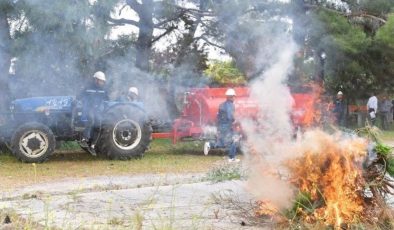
[{"x1": 367, "y1": 94, "x2": 378, "y2": 126}]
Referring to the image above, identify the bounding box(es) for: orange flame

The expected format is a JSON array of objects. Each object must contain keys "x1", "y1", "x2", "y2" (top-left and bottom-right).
[
  {"x1": 253, "y1": 130, "x2": 368, "y2": 227},
  {"x1": 288, "y1": 131, "x2": 367, "y2": 227}
]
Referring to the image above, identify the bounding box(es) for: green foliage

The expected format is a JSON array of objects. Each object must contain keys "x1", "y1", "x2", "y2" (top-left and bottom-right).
[
  {"x1": 374, "y1": 142, "x2": 392, "y2": 157},
  {"x1": 386, "y1": 157, "x2": 394, "y2": 177},
  {"x1": 376, "y1": 14, "x2": 394, "y2": 48},
  {"x1": 285, "y1": 191, "x2": 317, "y2": 220},
  {"x1": 204, "y1": 60, "x2": 246, "y2": 85},
  {"x1": 307, "y1": 7, "x2": 394, "y2": 97},
  {"x1": 373, "y1": 142, "x2": 394, "y2": 177},
  {"x1": 315, "y1": 10, "x2": 370, "y2": 55},
  {"x1": 356, "y1": 126, "x2": 394, "y2": 177},
  {"x1": 372, "y1": 141, "x2": 394, "y2": 177},
  {"x1": 360, "y1": 0, "x2": 394, "y2": 17},
  {"x1": 356, "y1": 125, "x2": 382, "y2": 143},
  {"x1": 205, "y1": 163, "x2": 242, "y2": 183}
]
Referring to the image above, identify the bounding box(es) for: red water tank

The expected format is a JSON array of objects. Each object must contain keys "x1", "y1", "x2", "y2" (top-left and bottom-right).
[
  {"x1": 181, "y1": 87, "x2": 257, "y2": 126},
  {"x1": 152, "y1": 87, "x2": 316, "y2": 143}
]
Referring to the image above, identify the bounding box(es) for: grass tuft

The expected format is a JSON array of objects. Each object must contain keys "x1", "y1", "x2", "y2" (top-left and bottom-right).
[{"x1": 205, "y1": 163, "x2": 243, "y2": 183}]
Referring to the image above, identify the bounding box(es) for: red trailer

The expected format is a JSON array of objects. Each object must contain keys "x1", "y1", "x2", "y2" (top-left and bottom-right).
[{"x1": 151, "y1": 87, "x2": 316, "y2": 143}]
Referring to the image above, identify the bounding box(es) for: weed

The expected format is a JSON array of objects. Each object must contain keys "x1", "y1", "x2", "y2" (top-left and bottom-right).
[
  {"x1": 107, "y1": 217, "x2": 124, "y2": 226},
  {"x1": 205, "y1": 163, "x2": 243, "y2": 183},
  {"x1": 0, "y1": 208, "x2": 43, "y2": 229},
  {"x1": 132, "y1": 210, "x2": 144, "y2": 230}
]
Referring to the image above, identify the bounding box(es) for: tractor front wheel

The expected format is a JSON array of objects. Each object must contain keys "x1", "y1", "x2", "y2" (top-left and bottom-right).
[{"x1": 11, "y1": 122, "x2": 56, "y2": 163}]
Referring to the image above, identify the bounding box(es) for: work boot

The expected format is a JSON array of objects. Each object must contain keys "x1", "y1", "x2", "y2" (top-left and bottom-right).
[
  {"x1": 228, "y1": 158, "x2": 240, "y2": 163},
  {"x1": 203, "y1": 142, "x2": 210, "y2": 155},
  {"x1": 79, "y1": 138, "x2": 89, "y2": 148},
  {"x1": 88, "y1": 144, "x2": 97, "y2": 156}
]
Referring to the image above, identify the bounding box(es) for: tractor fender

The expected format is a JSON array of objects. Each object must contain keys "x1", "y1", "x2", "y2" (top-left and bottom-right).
[{"x1": 103, "y1": 102, "x2": 147, "y2": 118}]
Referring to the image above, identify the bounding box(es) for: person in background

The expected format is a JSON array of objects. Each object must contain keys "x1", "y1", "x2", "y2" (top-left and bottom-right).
[
  {"x1": 367, "y1": 93, "x2": 378, "y2": 126},
  {"x1": 79, "y1": 71, "x2": 109, "y2": 152},
  {"x1": 391, "y1": 99, "x2": 394, "y2": 122},
  {"x1": 204, "y1": 88, "x2": 240, "y2": 163},
  {"x1": 379, "y1": 95, "x2": 391, "y2": 130},
  {"x1": 333, "y1": 91, "x2": 346, "y2": 126},
  {"x1": 127, "y1": 87, "x2": 139, "y2": 102},
  {"x1": 119, "y1": 86, "x2": 139, "y2": 102}
]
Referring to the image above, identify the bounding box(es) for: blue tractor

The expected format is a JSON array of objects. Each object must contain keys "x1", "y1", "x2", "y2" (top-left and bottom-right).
[{"x1": 0, "y1": 95, "x2": 152, "y2": 163}]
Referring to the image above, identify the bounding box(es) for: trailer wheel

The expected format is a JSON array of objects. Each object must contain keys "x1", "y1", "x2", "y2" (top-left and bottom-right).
[
  {"x1": 11, "y1": 122, "x2": 55, "y2": 163},
  {"x1": 97, "y1": 105, "x2": 152, "y2": 160}
]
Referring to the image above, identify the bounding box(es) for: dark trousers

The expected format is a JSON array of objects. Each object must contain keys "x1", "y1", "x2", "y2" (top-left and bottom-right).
[
  {"x1": 210, "y1": 125, "x2": 238, "y2": 159},
  {"x1": 380, "y1": 112, "x2": 390, "y2": 130},
  {"x1": 83, "y1": 109, "x2": 96, "y2": 141},
  {"x1": 368, "y1": 108, "x2": 376, "y2": 126}
]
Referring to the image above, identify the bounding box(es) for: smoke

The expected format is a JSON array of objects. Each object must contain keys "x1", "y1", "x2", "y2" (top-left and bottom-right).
[
  {"x1": 5, "y1": 0, "x2": 213, "y2": 123},
  {"x1": 104, "y1": 51, "x2": 173, "y2": 121},
  {"x1": 240, "y1": 28, "x2": 298, "y2": 209}
]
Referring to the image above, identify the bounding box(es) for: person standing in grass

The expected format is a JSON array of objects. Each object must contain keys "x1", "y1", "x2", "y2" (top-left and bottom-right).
[
  {"x1": 379, "y1": 95, "x2": 391, "y2": 130},
  {"x1": 367, "y1": 93, "x2": 378, "y2": 126},
  {"x1": 204, "y1": 88, "x2": 240, "y2": 163},
  {"x1": 333, "y1": 91, "x2": 346, "y2": 127}
]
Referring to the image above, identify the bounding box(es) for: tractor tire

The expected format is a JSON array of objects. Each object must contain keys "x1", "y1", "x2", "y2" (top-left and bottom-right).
[
  {"x1": 97, "y1": 105, "x2": 152, "y2": 160},
  {"x1": 11, "y1": 122, "x2": 56, "y2": 163}
]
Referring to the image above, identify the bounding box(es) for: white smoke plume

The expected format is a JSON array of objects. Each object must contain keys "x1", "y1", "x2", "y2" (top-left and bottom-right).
[{"x1": 241, "y1": 33, "x2": 298, "y2": 209}]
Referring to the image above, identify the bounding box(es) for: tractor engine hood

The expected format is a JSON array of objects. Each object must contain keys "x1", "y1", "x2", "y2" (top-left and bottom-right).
[{"x1": 11, "y1": 96, "x2": 74, "y2": 113}]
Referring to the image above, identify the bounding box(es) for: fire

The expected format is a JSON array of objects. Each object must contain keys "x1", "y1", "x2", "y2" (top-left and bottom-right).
[
  {"x1": 256, "y1": 200, "x2": 279, "y2": 217},
  {"x1": 289, "y1": 131, "x2": 367, "y2": 226},
  {"x1": 291, "y1": 83, "x2": 331, "y2": 129},
  {"x1": 252, "y1": 130, "x2": 369, "y2": 227}
]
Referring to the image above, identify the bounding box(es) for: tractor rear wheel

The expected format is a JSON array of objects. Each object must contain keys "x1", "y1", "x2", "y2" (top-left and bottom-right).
[
  {"x1": 97, "y1": 105, "x2": 152, "y2": 160},
  {"x1": 11, "y1": 122, "x2": 56, "y2": 163}
]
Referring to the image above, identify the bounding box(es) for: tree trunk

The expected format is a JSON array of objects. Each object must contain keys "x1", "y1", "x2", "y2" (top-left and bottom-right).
[
  {"x1": 135, "y1": 0, "x2": 154, "y2": 72},
  {"x1": 0, "y1": 8, "x2": 11, "y2": 117}
]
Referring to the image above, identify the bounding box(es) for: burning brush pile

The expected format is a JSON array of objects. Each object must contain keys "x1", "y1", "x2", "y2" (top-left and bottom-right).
[{"x1": 253, "y1": 128, "x2": 394, "y2": 228}]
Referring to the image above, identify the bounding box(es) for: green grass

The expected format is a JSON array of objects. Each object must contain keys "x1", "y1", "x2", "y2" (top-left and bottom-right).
[
  {"x1": 0, "y1": 139, "x2": 224, "y2": 190},
  {"x1": 381, "y1": 130, "x2": 394, "y2": 141},
  {"x1": 205, "y1": 163, "x2": 243, "y2": 183}
]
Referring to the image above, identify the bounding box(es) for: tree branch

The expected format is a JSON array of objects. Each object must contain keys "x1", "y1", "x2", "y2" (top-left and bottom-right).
[
  {"x1": 107, "y1": 17, "x2": 139, "y2": 27},
  {"x1": 154, "y1": 9, "x2": 186, "y2": 28},
  {"x1": 152, "y1": 25, "x2": 177, "y2": 43},
  {"x1": 119, "y1": 4, "x2": 128, "y2": 16},
  {"x1": 158, "y1": 1, "x2": 215, "y2": 17},
  {"x1": 126, "y1": 0, "x2": 142, "y2": 13},
  {"x1": 347, "y1": 13, "x2": 387, "y2": 24},
  {"x1": 195, "y1": 35, "x2": 225, "y2": 50},
  {"x1": 304, "y1": 4, "x2": 387, "y2": 24}
]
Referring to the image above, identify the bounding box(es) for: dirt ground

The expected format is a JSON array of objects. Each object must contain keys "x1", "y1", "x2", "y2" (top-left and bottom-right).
[
  {"x1": 0, "y1": 172, "x2": 262, "y2": 230},
  {"x1": 2, "y1": 138, "x2": 394, "y2": 229}
]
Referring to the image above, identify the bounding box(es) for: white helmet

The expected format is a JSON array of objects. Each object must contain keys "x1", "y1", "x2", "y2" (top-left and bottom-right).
[
  {"x1": 337, "y1": 91, "x2": 343, "y2": 95},
  {"x1": 93, "y1": 71, "x2": 106, "y2": 81},
  {"x1": 225, "y1": 88, "x2": 236, "y2": 96},
  {"x1": 128, "y1": 87, "x2": 139, "y2": 96}
]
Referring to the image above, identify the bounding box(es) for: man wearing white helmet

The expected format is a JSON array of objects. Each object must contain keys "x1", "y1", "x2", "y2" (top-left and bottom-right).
[
  {"x1": 93, "y1": 71, "x2": 106, "y2": 86},
  {"x1": 79, "y1": 71, "x2": 109, "y2": 153},
  {"x1": 204, "y1": 88, "x2": 240, "y2": 162},
  {"x1": 333, "y1": 91, "x2": 345, "y2": 126},
  {"x1": 127, "y1": 87, "x2": 139, "y2": 102}
]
